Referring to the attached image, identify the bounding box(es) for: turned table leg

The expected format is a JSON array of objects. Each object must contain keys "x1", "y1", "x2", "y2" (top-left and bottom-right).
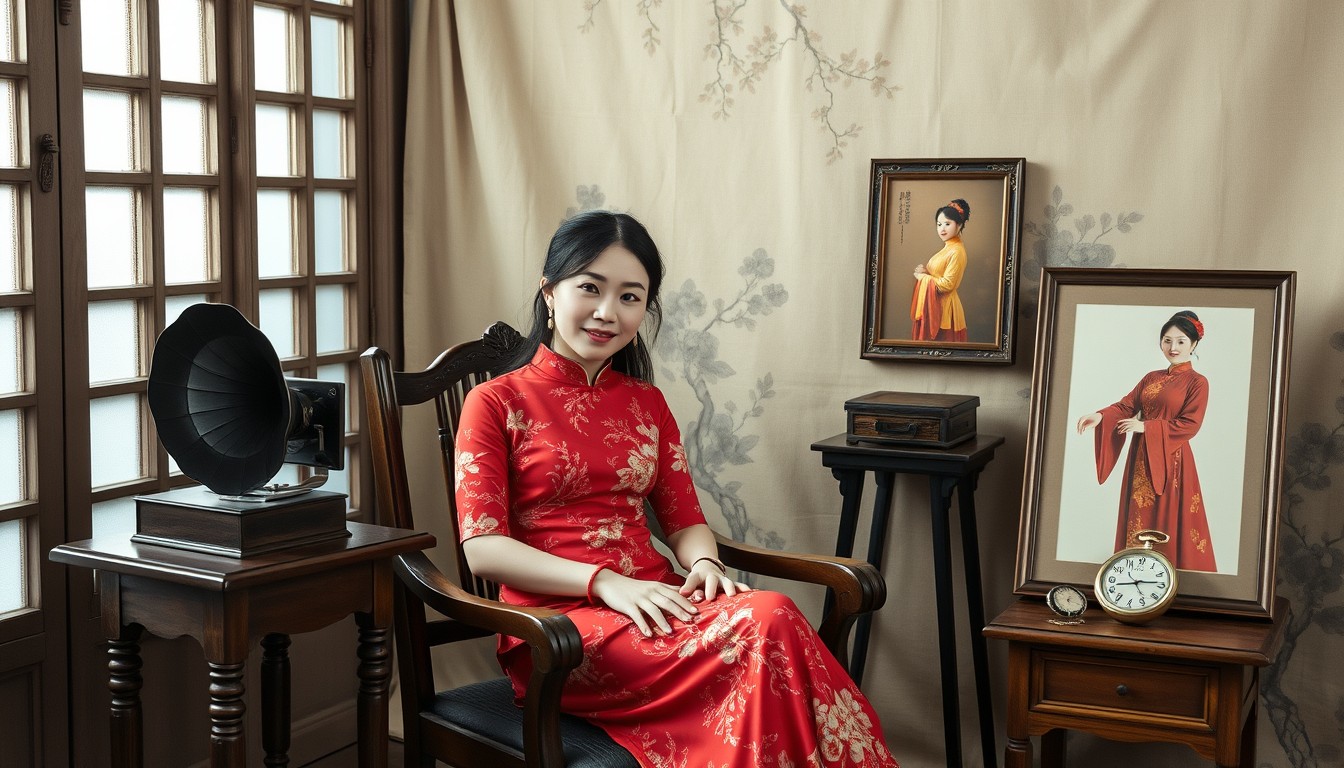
[
  {"x1": 356, "y1": 614, "x2": 391, "y2": 768},
  {"x1": 208, "y1": 660, "x2": 247, "y2": 767},
  {"x1": 109, "y1": 625, "x2": 144, "y2": 768}
]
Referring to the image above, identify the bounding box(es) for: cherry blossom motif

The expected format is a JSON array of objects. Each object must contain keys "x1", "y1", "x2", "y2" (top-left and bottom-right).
[
  {"x1": 454, "y1": 449, "x2": 480, "y2": 488},
  {"x1": 815, "y1": 688, "x2": 881, "y2": 764}
]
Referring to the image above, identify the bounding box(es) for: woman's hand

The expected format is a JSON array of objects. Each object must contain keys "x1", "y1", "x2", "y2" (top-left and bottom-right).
[
  {"x1": 679, "y1": 560, "x2": 752, "y2": 603},
  {"x1": 913, "y1": 264, "x2": 928, "y2": 277},
  {"x1": 589, "y1": 569, "x2": 700, "y2": 638},
  {"x1": 1075, "y1": 412, "x2": 1102, "y2": 434},
  {"x1": 1116, "y1": 416, "x2": 1145, "y2": 434}
]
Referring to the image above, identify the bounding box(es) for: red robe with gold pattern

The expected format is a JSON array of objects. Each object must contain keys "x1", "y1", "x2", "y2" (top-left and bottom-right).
[
  {"x1": 1092, "y1": 361, "x2": 1217, "y2": 572},
  {"x1": 455, "y1": 344, "x2": 897, "y2": 767}
]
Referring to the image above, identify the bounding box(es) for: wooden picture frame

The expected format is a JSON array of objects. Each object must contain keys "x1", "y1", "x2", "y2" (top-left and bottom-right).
[
  {"x1": 1015, "y1": 267, "x2": 1296, "y2": 618},
  {"x1": 861, "y1": 158, "x2": 1024, "y2": 363}
]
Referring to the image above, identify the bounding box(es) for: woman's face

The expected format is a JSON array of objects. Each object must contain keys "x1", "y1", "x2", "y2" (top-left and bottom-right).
[
  {"x1": 936, "y1": 212, "x2": 961, "y2": 242},
  {"x1": 1160, "y1": 327, "x2": 1196, "y2": 364},
  {"x1": 543, "y1": 244, "x2": 650, "y2": 380}
]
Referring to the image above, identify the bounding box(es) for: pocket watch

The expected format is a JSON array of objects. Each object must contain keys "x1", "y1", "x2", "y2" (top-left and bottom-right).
[
  {"x1": 1045, "y1": 584, "x2": 1088, "y2": 625},
  {"x1": 1094, "y1": 530, "x2": 1177, "y2": 625}
]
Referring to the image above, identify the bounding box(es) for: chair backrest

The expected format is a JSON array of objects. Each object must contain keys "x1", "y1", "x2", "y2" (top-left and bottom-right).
[{"x1": 361, "y1": 321, "x2": 524, "y2": 599}]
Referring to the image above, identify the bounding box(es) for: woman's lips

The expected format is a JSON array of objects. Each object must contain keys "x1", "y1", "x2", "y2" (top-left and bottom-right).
[{"x1": 586, "y1": 329, "x2": 616, "y2": 343}]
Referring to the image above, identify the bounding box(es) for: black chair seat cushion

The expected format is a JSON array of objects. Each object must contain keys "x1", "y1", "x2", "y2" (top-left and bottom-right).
[{"x1": 426, "y1": 678, "x2": 639, "y2": 768}]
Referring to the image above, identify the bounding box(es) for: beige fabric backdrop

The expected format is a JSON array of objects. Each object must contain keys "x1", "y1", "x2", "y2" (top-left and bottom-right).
[{"x1": 403, "y1": 2, "x2": 1344, "y2": 766}]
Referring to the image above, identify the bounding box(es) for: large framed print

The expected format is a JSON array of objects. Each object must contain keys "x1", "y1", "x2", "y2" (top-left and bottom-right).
[
  {"x1": 861, "y1": 158, "x2": 1024, "y2": 364},
  {"x1": 1014, "y1": 267, "x2": 1295, "y2": 618}
]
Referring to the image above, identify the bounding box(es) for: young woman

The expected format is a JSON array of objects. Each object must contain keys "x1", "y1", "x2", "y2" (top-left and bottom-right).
[
  {"x1": 454, "y1": 210, "x2": 898, "y2": 767},
  {"x1": 910, "y1": 199, "x2": 970, "y2": 341},
  {"x1": 1075, "y1": 310, "x2": 1217, "y2": 572}
]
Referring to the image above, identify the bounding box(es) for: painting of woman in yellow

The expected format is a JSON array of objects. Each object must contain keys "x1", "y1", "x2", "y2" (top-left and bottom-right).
[{"x1": 910, "y1": 198, "x2": 970, "y2": 341}]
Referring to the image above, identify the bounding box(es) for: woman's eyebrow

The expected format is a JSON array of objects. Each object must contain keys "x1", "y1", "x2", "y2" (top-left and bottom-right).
[{"x1": 578, "y1": 271, "x2": 646, "y2": 290}]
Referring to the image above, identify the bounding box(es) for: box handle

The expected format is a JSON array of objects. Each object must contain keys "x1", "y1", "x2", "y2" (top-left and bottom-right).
[{"x1": 875, "y1": 422, "x2": 918, "y2": 437}]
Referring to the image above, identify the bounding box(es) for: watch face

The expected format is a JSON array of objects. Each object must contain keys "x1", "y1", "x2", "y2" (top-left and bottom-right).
[
  {"x1": 1096, "y1": 548, "x2": 1176, "y2": 619},
  {"x1": 1046, "y1": 584, "x2": 1087, "y2": 617}
]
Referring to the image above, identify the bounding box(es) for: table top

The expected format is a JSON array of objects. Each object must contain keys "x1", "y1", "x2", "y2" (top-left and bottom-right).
[
  {"x1": 984, "y1": 597, "x2": 1290, "y2": 667},
  {"x1": 49, "y1": 522, "x2": 435, "y2": 591},
  {"x1": 811, "y1": 433, "x2": 1005, "y2": 461}
]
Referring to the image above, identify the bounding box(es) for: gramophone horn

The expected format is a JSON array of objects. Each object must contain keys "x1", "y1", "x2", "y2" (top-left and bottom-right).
[{"x1": 148, "y1": 303, "x2": 289, "y2": 496}]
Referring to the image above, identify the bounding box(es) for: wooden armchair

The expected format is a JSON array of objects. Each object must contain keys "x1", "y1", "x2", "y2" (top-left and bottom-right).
[{"x1": 360, "y1": 322, "x2": 886, "y2": 768}]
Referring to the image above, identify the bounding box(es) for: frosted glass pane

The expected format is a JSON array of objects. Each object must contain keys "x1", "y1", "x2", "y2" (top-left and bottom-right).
[
  {"x1": 161, "y1": 96, "x2": 210, "y2": 174},
  {"x1": 255, "y1": 104, "x2": 294, "y2": 176},
  {"x1": 165, "y1": 295, "x2": 208, "y2": 328},
  {"x1": 0, "y1": 79, "x2": 19, "y2": 168},
  {"x1": 312, "y1": 110, "x2": 344, "y2": 179},
  {"x1": 267, "y1": 463, "x2": 299, "y2": 488},
  {"x1": 0, "y1": 409, "x2": 22, "y2": 504},
  {"x1": 89, "y1": 394, "x2": 144, "y2": 488},
  {"x1": 92, "y1": 496, "x2": 137, "y2": 540},
  {"x1": 256, "y1": 190, "x2": 295, "y2": 277},
  {"x1": 0, "y1": 0, "x2": 18, "y2": 63},
  {"x1": 253, "y1": 6, "x2": 294, "y2": 94},
  {"x1": 310, "y1": 16, "x2": 345, "y2": 99},
  {"x1": 163, "y1": 188, "x2": 212, "y2": 284},
  {"x1": 314, "y1": 0, "x2": 350, "y2": 6},
  {"x1": 87, "y1": 300, "x2": 140, "y2": 383},
  {"x1": 82, "y1": 0, "x2": 138, "y2": 76},
  {"x1": 258, "y1": 289, "x2": 297, "y2": 358},
  {"x1": 0, "y1": 308, "x2": 18, "y2": 394},
  {"x1": 159, "y1": 0, "x2": 210, "y2": 84},
  {"x1": 313, "y1": 191, "x2": 345, "y2": 273},
  {"x1": 0, "y1": 519, "x2": 22, "y2": 613},
  {"x1": 316, "y1": 362, "x2": 350, "y2": 429},
  {"x1": 0, "y1": 184, "x2": 18, "y2": 291},
  {"x1": 83, "y1": 89, "x2": 141, "y2": 172},
  {"x1": 85, "y1": 187, "x2": 142, "y2": 288},
  {"x1": 315, "y1": 284, "x2": 346, "y2": 354}
]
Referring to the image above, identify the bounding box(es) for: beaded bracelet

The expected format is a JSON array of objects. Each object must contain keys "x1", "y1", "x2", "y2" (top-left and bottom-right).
[
  {"x1": 692, "y1": 556, "x2": 727, "y2": 575},
  {"x1": 586, "y1": 564, "x2": 611, "y2": 604}
]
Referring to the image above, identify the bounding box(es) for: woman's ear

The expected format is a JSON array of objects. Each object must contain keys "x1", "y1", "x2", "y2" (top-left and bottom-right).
[{"x1": 539, "y1": 278, "x2": 552, "y2": 308}]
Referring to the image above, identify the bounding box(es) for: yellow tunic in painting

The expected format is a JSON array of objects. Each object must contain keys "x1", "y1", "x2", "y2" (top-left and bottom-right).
[{"x1": 911, "y1": 236, "x2": 967, "y2": 339}]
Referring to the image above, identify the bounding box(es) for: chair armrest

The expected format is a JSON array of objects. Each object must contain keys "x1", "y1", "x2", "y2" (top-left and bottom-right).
[
  {"x1": 394, "y1": 552, "x2": 584, "y2": 675},
  {"x1": 713, "y1": 532, "x2": 886, "y2": 667}
]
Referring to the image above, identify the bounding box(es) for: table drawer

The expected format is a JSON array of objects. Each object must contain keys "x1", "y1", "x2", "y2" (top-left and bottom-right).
[{"x1": 1032, "y1": 649, "x2": 1214, "y2": 724}]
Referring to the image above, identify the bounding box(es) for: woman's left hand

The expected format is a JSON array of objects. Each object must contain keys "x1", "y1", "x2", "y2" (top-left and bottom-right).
[
  {"x1": 679, "y1": 560, "x2": 751, "y2": 603},
  {"x1": 1116, "y1": 416, "x2": 1146, "y2": 434}
]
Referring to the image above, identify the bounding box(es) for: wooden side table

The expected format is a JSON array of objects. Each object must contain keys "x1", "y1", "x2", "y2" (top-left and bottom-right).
[
  {"x1": 50, "y1": 521, "x2": 434, "y2": 768},
  {"x1": 811, "y1": 433, "x2": 1004, "y2": 768},
  {"x1": 983, "y1": 597, "x2": 1289, "y2": 768}
]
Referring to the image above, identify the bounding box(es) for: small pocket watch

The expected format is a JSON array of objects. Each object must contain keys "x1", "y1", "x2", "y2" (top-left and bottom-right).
[
  {"x1": 1094, "y1": 530, "x2": 1177, "y2": 625},
  {"x1": 1045, "y1": 584, "x2": 1087, "y2": 625}
]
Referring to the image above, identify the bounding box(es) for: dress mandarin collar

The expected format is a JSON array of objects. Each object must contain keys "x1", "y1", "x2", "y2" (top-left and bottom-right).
[
  {"x1": 1167, "y1": 361, "x2": 1193, "y2": 374},
  {"x1": 529, "y1": 343, "x2": 614, "y2": 387}
]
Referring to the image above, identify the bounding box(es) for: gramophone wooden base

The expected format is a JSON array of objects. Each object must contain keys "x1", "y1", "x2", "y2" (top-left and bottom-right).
[{"x1": 133, "y1": 487, "x2": 351, "y2": 558}]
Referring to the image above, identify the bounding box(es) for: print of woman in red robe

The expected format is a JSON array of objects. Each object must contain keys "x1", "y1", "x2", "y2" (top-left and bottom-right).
[
  {"x1": 910, "y1": 198, "x2": 970, "y2": 341},
  {"x1": 455, "y1": 210, "x2": 898, "y2": 766},
  {"x1": 1075, "y1": 310, "x2": 1217, "y2": 572}
]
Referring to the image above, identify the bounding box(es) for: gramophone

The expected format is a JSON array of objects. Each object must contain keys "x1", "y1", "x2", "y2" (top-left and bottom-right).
[{"x1": 133, "y1": 303, "x2": 351, "y2": 557}]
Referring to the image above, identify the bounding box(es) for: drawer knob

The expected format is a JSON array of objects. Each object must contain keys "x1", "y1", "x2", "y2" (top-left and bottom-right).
[{"x1": 1115, "y1": 684, "x2": 1130, "y2": 697}]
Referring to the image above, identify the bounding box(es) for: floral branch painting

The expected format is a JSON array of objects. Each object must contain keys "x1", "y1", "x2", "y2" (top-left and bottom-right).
[
  {"x1": 580, "y1": 0, "x2": 897, "y2": 162},
  {"x1": 654, "y1": 248, "x2": 790, "y2": 553}
]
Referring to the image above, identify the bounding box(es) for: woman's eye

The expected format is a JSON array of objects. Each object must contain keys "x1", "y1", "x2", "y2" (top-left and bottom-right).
[
  {"x1": 578, "y1": 283, "x2": 598, "y2": 293},
  {"x1": 622, "y1": 293, "x2": 643, "y2": 302}
]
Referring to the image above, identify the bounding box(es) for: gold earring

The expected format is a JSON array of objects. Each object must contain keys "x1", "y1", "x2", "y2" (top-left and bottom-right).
[
  {"x1": 632, "y1": 334, "x2": 639, "y2": 348},
  {"x1": 547, "y1": 309, "x2": 554, "y2": 330}
]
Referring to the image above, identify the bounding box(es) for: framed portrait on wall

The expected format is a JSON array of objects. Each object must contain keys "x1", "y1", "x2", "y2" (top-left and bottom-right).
[
  {"x1": 1014, "y1": 267, "x2": 1296, "y2": 618},
  {"x1": 860, "y1": 158, "x2": 1024, "y2": 364}
]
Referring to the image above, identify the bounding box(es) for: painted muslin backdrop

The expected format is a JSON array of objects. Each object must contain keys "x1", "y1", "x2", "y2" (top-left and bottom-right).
[{"x1": 402, "y1": 2, "x2": 1344, "y2": 766}]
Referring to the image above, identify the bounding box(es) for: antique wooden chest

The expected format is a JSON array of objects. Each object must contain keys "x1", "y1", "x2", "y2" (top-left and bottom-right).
[{"x1": 844, "y1": 391, "x2": 979, "y2": 448}]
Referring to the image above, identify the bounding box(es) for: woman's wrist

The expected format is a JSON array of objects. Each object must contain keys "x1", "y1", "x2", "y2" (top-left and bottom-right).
[
  {"x1": 691, "y1": 556, "x2": 726, "y2": 575},
  {"x1": 586, "y1": 564, "x2": 612, "y2": 604}
]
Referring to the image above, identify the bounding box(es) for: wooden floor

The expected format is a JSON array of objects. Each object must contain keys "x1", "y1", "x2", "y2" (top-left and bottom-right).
[{"x1": 305, "y1": 738, "x2": 407, "y2": 767}]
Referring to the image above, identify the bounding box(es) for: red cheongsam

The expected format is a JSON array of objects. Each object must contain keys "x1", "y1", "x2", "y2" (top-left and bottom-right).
[{"x1": 455, "y1": 344, "x2": 898, "y2": 767}]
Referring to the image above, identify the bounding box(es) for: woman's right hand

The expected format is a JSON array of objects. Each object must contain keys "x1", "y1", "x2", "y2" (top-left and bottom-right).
[
  {"x1": 1076, "y1": 412, "x2": 1102, "y2": 434},
  {"x1": 589, "y1": 569, "x2": 700, "y2": 638}
]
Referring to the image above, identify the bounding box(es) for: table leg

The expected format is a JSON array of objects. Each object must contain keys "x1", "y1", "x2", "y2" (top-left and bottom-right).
[
  {"x1": 929, "y1": 475, "x2": 962, "y2": 768},
  {"x1": 822, "y1": 468, "x2": 866, "y2": 653},
  {"x1": 108, "y1": 625, "x2": 144, "y2": 768},
  {"x1": 849, "y1": 470, "x2": 896, "y2": 686},
  {"x1": 956, "y1": 473, "x2": 997, "y2": 768},
  {"x1": 208, "y1": 660, "x2": 247, "y2": 767},
  {"x1": 261, "y1": 633, "x2": 292, "y2": 767},
  {"x1": 356, "y1": 614, "x2": 391, "y2": 768}
]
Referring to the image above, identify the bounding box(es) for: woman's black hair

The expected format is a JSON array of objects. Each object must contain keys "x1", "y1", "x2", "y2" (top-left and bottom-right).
[
  {"x1": 503, "y1": 210, "x2": 665, "y2": 382},
  {"x1": 934, "y1": 198, "x2": 971, "y2": 228},
  {"x1": 1161, "y1": 310, "x2": 1202, "y2": 343}
]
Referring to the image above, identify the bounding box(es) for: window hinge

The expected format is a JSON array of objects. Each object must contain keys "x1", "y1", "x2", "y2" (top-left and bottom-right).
[{"x1": 59, "y1": 0, "x2": 74, "y2": 26}]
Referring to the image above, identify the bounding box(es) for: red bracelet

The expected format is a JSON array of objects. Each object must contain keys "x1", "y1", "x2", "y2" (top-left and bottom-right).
[
  {"x1": 692, "y1": 556, "x2": 727, "y2": 574},
  {"x1": 586, "y1": 564, "x2": 611, "y2": 604}
]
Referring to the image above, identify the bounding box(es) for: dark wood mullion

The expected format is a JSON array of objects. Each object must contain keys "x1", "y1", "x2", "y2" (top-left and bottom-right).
[
  {"x1": 0, "y1": 500, "x2": 36, "y2": 525},
  {"x1": 227, "y1": 0, "x2": 258, "y2": 318}
]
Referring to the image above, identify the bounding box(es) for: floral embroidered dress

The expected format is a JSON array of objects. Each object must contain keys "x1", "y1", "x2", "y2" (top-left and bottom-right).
[
  {"x1": 455, "y1": 344, "x2": 897, "y2": 767},
  {"x1": 1092, "y1": 361, "x2": 1217, "y2": 572},
  {"x1": 909, "y1": 236, "x2": 967, "y2": 341}
]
